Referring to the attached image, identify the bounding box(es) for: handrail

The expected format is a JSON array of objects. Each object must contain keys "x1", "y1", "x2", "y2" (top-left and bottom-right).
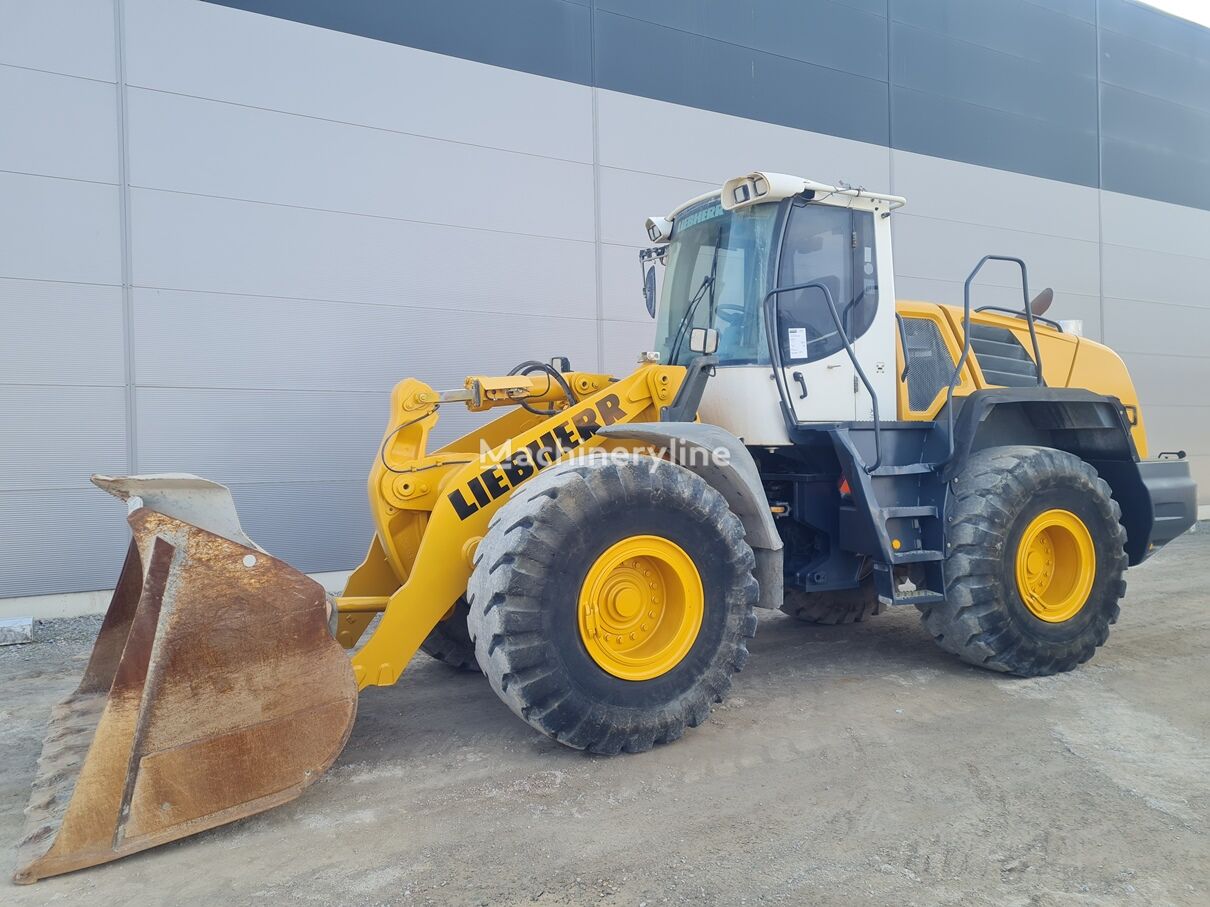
[
  {"x1": 762, "y1": 281, "x2": 883, "y2": 472},
  {"x1": 938, "y1": 255, "x2": 1044, "y2": 466},
  {"x1": 974, "y1": 304, "x2": 1063, "y2": 332}
]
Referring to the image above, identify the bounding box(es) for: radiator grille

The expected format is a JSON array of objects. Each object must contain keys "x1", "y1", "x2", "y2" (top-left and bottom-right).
[{"x1": 902, "y1": 318, "x2": 954, "y2": 411}]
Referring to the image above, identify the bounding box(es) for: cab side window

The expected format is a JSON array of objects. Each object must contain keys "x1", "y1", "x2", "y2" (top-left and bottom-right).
[{"x1": 775, "y1": 204, "x2": 879, "y2": 364}]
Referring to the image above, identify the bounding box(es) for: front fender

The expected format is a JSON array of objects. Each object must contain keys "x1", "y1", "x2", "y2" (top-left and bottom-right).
[{"x1": 598, "y1": 422, "x2": 783, "y2": 609}]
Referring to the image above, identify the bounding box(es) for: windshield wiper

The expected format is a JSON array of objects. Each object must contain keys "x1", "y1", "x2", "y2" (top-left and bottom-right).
[{"x1": 667, "y1": 241, "x2": 721, "y2": 365}]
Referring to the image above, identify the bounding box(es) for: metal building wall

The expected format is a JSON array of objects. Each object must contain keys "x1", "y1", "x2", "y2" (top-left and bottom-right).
[{"x1": 2, "y1": 0, "x2": 1208, "y2": 599}]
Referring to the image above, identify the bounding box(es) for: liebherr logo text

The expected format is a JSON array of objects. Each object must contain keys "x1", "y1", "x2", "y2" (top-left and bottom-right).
[{"x1": 446, "y1": 393, "x2": 627, "y2": 520}]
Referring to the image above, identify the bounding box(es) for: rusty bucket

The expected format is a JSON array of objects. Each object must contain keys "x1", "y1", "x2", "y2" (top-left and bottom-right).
[{"x1": 13, "y1": 476, "x2": 357, "y2": 884}]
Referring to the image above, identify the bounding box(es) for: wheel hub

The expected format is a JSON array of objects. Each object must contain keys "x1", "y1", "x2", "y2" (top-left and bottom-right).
[
  {"x1": 1014, "y1": 509, "x2": 1096, "y2": 623},
  {"x1": 578, "y1": 536, "x2": 703, "y2": 680}
]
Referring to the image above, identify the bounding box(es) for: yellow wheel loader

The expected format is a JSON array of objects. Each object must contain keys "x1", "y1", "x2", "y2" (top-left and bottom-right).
[{"x1": 15, "y1": 172, "x2": 1197, "y2": 883}]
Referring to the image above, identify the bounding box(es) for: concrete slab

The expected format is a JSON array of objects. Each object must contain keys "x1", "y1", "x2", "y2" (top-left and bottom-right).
[{"x1": 2, "y1": 532, "x2": 1207, "y2": 904}]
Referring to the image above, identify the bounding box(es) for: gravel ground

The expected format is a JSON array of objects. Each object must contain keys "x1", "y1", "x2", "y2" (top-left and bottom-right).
[{"x1": 3, "y1": 529, "x2": 1208, "y2": 906}]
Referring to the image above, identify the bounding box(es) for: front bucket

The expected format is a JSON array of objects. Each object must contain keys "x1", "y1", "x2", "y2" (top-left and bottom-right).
[{"x1": 13, "y1": 475, "x2": 358, "y2": 884}]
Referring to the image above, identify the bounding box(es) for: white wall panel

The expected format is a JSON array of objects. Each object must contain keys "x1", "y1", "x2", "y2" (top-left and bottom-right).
[
  {"x1": 1101, "y1": 190, "x2": 1210, "y2": 262},
  {"x1": 602, "y1": 319, "x2": 655, "y2": 375},
  {"x1": 0, "y1": 0, "x2": 115, "y2": 82},
  {"x1": 596, "y1": 88, "x2": 890, "y2": 190},
  {"x1": 229, "y1": 479, "x2": 374, "y2": 573},
  {"x1": 0, "y1": 386, "x2": 127, "y2": 490},
  {"x1": 0, "y1": 279, "x2": 125, "y2": 385},
  {"x1": 122, "y1": 0, "x2": 593, "y2": 162},
  {"x1": 596, "y1": 166, "x2": 717, "y2": 247},
  {"x1": 0, "y1": 488, "x2": 130, "y2": 596},
  {"x1": 135, "y1": 387, "x2": 383, "y2": 484},
  {"x1": 125, "y1": 88, "x2": 594, "y2": 241},
  {"x1": 132, "y1": 288, "x2": 600, "y2": 392},
  {"x1": 1101, "y1": 244, "x2": 1210, "y2": 308},
  {"x1": 0, "y1": 65, "x2": 118, "y2": 183},
  {"x1": 0, "y1": 171, "x2": 121, "y2": 285},
  {"x1": 128, "y1": 189, "x2": 597, "y2": 320},
  {"x1": 600, "y1": 242, "x2": 654, "y2": 324},
  {"x1": 1103, "y1": 297, "x2": 1210, "y2": 357},
  {"x1": 894, "y1": 212, "x2": 1101, "y2": 298},
  {"x1": 1123, "y1": 353, "x2": 1210, "y2": 408},
  {"x1": 892, "y1": 150, "x2": 1099, "y2": 241}
]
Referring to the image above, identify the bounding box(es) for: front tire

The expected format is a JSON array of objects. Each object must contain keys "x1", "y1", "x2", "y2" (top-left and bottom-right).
[
  {"x1": 419, "y1": 597, "x2": 477, "y2": 670},
  {"x1": 920, "y1": 446, "x2": 1127, "y2": 676},
  {"x1": 467, "y1": 454, "x2": 758, "y2": 754}
]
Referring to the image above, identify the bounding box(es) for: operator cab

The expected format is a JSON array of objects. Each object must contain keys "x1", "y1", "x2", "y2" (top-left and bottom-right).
[{"x1": 644, "y1": 172, "x2": 905, "y2": 444}]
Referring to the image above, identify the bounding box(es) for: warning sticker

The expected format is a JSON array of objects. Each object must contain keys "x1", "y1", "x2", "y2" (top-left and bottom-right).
[{"x1": 787, "y1": 328, "x2": 809, "y2": 360}]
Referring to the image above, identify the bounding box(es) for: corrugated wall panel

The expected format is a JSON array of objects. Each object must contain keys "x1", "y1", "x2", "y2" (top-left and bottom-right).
[{"x1": 5, "y1": 0, "x2": 1210, "y2": 600}]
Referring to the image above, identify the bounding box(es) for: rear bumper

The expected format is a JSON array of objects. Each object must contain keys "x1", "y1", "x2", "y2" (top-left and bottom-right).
[{"x1": 1136, "y1": 458, "x2": 1197, "y2": 561}]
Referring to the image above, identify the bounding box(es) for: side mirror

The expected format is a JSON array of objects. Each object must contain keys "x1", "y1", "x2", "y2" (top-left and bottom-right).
[
  {"x1": 688, "y1": 327, "x2": 719, "y2": 355},
  {"x1": 643, "y1": 265, "x2": 657, "y2": 318}
]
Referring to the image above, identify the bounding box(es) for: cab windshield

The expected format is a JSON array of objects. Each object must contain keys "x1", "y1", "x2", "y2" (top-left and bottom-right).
[{"x1": 653, "y1": 199, "x2": 779, "y2": 366}]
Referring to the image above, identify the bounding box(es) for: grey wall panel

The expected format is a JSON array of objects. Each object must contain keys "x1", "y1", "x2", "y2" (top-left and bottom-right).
[
  {"x1": 891, "y1": 0, "x2": 1097, "y2": 75},
  {"x1": 1031, "y1": 0, "x2": 1095, "y2": 22},
  {"x1": 596, "y1": 89, "x2": 891, "y2": 191},
  {"x1": 127, "y1": 190, "x2": 597, "y2": 321},
  {"x1": 888, "y1": 0, "x2": 1098, "y2": 186},
  {"x1": 597, "y1": 167, "x2": 718, "y2": 247},
  {"x1": 0, "y1": 171, "x2": 121, "y2": 285},
  {"x1": 595, "y1": 0, "x2": 889, "y2": 82},
  {"x1": 0, "y1": 0, "x2": 115, "y2": 82},
  {"x1": 228, "y1": 479, "x2": 374, "y2": 574},
  {"x1": 201, "y1": 0, "x2": 592, "y2": 85},
  {"x1": 124, "y1": 0, "x2": 593, "y2": 163},
  {"x1": 891, "y1": 150, "x2": 1099, "y2": 240},
  {"x1": 1100, "y1": 85, "x2": 1210, "y2": 210},
  {"x1": 0, "y1": 279, "x2": 125, "y2": 385},
  {"x1": 132, "y1": 289, "x2": 600, "y2": 393},
  {"x1": 893, "y1": 213, "x2": 1101, "y2": 297},
  {"x1": 1100, "y1": 27, "x2": 1210, "y2": 115},
  {"x1": 891, "y1": 87, "x2": 1098, "y2": 188},
  {"x1": 1103, "y1": 297, "x2": 1210, "y2": 357},
  {"x1": 1099, "y1": 0, "x2": 1210, "y2": 59},
  {"x1": 0, "y1": 65, "x2": 118, "y2": 184},
  {"x1": 891, "y1": 22, "x2": 1097, "y2": 132},
  {"x1": 595, "y1": 10, "x2": 889, "y2": 148},
  {"x1": 0, "y1": 386, "x2": 127, "y2": 491},
  {"x1": 1101, "y1": 245, "x2": 1210, "y2": 308},
  {"x1": 1100, "y1": 190, "x2": 1210, "y2": 262},
  {"x1": 0, "y1": 489, "x2": 130, "y2": 596},
  {"x1": 125, "y1": 89, "x2": 595, "y2": 242}
]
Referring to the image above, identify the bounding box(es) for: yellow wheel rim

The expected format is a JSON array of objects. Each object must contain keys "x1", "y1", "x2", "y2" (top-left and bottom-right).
[
  {"x1": 578, "y1": 535, "x2": 704, "y2": 681},
  {"x1": 1014, "y1": 509, "x2": 1096, "y2": 623}
]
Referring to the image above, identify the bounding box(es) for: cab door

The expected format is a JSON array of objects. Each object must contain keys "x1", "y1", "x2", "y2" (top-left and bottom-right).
[{"x1": 770, "y1": 202, "x2": 881, "y2": 423}]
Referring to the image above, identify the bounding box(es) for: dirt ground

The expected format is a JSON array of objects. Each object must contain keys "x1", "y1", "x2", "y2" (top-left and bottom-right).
[{"x1": 3, "y1": 529, "x2": 1208, "y2": 906}]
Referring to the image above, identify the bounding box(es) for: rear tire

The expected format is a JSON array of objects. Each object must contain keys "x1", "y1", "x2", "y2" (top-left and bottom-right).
[
  {"x1": 780, "y1": 578, "x2": 883, "y2": 625},
  {"x1": 467, "y1": 453, "x2": 758, "y2": 754},
  {"x1": 920, "y1": 446, "x2": 1127, "y2": 676},
  {"x1": 419, "y1": 597, "x2": 477, "y2": 671}
]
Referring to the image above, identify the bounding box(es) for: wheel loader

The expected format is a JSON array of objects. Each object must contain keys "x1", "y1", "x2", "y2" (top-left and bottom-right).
[{"x1": 14, "y1": 172, "x2": 1197, "y2": 883}]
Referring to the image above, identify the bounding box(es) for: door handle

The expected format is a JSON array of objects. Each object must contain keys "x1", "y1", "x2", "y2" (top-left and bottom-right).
[{"x1": 792, "y1": 371, "x2": 808, "y2": 399}]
